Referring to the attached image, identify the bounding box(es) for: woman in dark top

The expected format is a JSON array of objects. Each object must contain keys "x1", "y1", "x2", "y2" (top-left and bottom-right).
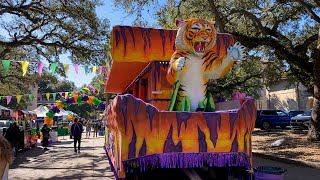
[{"x1": 41, "y1": 124, "x2": 50, "y2": 151}]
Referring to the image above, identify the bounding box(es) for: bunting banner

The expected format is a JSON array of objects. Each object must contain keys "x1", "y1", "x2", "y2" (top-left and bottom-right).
[
  {"x1": 1, "y1": 59, "x2": 107, "y2": 76},
  {"x1": 74, "y1": 64, "x2": 79, "y2": 74},
  {"x1": 38, "y1": 94, "x2": 43, "y2": 102},
  {"x1": 0, "y1": 84, "x2": 102, "y2": 105},
  {"x1": 1, "y1": 60, "x2": 11, "y2": 74},
  {"x1": 45, "y1": 92, "x2": 106, "y2": 125},
  {"x1": 84, "y1": 65, "x2": 89, "y2": 75},
  {"x1": 50, "y1": 63, "x2": 57, "y2": 74},
  {"x1": 38, "y1": 62, "x2": 44, "y2": 76},
  {"x1": 46, "y1": 93, "x2": 50, "y2": 101},
  {"x1": 16, "y1": 95, "x2": 22, "y2": 104},
  {"x1": 6, "y1": 96, "x2": 12, "y2": 105},
  {"x1": 21, "y1": 61, "x2": 30, "y2": 76},
  {"x1": 52, "y1": 93, "x2": 57, "y2": 101},
  {"x1": 92, "y1": 66, "x2": 97, "y2": 74},
  {"x1": 63, "y1": 64, "x2": 69, "y2": 74},
  {"x1": 64, "y1": 92, "x2": 69, "y2": 99}
]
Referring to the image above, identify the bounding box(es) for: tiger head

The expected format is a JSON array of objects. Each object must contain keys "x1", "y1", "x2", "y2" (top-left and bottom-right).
[{"x1": 175, "y1": 18, "x2": 216, "y2": 56}]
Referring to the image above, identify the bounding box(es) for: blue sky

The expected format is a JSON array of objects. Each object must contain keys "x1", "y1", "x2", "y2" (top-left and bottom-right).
[{"x1": 65, "y1": 0, "x2": 159, "y2": 87}]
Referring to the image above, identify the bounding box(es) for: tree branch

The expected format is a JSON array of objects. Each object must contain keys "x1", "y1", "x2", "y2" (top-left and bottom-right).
[
  {"x1": 230, "y1": 9, "x2": 266, "y2": 35},
  {"x1": 207, "y1": 0, "x2": 225, "y2": 32},
  {"x1": 314, "y1": 0, "x2": 320, "y2": 6},
  {"x1": 297, "y1": 0, "x2": 320, "y2": 23}
]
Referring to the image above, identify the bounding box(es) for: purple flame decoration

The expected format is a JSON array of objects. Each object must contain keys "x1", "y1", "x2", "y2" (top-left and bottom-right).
[
  {"x1": 83, "y1": 95, "x2": 89, "y2": 101},
  {"x1": 66, "y1": 97, "x2": 75, "y2": 104}
]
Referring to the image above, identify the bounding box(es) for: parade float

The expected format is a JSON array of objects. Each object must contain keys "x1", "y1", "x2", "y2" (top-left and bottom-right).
[{"x1": 104, "y1": 18, "x2": 256, "y2": 179}]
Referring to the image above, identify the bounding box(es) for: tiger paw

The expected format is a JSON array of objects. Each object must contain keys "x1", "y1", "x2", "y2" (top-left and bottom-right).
[
  {"x1": 227, "y1": 42, "x2": 246, "y2": 61},
  {"x1": 173, "y1": 57, "x2": 186, "y2": 71}
]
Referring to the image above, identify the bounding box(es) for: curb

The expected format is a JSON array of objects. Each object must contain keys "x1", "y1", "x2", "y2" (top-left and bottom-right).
[{"x1": 253, "y1": 152, "x2": 320, "y2": 170}]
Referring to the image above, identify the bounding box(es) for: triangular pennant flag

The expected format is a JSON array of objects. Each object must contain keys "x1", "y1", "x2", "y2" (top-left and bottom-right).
[
  {"x1": 38, "y1": 62, "x2": 44, "y2": 76},
  {"x1": 50, "y1": 63, "x2": 57, "y2": 74},
  {"x1": 63, "y1": 64, "x2": 69, "y2": 74},
  {"x1": 1, "y1": 60, "x2": 11, "y2": 74},
  {"x1": 38, "y1": 94, "x2": 43, "y2": 101},
  {"x1": 16, "y1": 95, "x2": 22, "y2": 104},
  {"x1": 52, "y1": 93, "x2": 57, "y2": 101},
  {"x1": 92, "y1": 66, "x2": 97, "y2": 74},
  {"x1": 74, "y1": 64, "x2": 79, "y2": 74},
  {"x1": 59, "y1": 92, "x2": 63, "y2": 98},
  {"x1": 65, "y1": 92, "x2": 69, "y2": 99},
  {"x1": 99, "y1": 66, "x2": 103, "y2": 74},
  {"x1": 21, "y1": 61, "x2": 30, "y2": 76},
  {"x1": 84, "y1": 65, "x2": 89, "y2": 75},
  {"x1": 0, "y1": 96, "x2": 2, "y2": 101},
  {"x1": 6, "y1": 96, "x2": 12, "y2": 105},
  {"x1": 46, "y1": 93, "x2": 50, "y2": 101},
  {"x1": 28, "y1": 95, "x2": 33, "y2": 103}
]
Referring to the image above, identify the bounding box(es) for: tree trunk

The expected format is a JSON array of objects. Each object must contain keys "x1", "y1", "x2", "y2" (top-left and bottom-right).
[{"x1": 307, "y1": 28, "x2": 320, "y2": 141}]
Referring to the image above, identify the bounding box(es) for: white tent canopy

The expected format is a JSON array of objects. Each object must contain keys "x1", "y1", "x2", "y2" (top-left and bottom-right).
[
  {"x1": 0, "y1": 105, "x2": 11, "y2": 111},
  {"x1": 33, "y1": 105, "x2": 62, "y2": 118},
  {"x1": 0, "y1": 105, "x2": 13, "y2": 116}
]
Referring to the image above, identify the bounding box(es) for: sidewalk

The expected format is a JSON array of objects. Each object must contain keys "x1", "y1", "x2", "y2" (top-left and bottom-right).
[
  {"x1": 9, "y1": 134, "x2": 115, "y2": 180},
  {"x1": 253, "y1": 156, "x2": 320, "y2": 180}
]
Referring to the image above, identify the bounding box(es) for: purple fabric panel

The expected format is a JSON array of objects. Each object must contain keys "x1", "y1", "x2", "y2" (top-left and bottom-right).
[
  {"x1": 123, "y1": 152, "x2": 251, "y2": 174},
  {"x1": 103, "y1": 146, "x2": 124, "y2": 180}
]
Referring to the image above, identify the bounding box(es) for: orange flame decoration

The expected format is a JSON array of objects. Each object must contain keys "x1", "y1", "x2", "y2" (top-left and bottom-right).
[
  {"x1": 105, "y1": 95, "x2": 256, "y2": 178},
  {"x1": 44, "y1": 116, "x2": 53, "y2": 125}
]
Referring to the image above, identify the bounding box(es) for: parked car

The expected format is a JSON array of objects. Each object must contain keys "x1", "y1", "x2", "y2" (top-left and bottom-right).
[
  {"x1": 256, "y1": 110, "x2": 295, "y2": 130},
  {"x1": 290, "y1": 110, "x2": 312, "y2": 130},
  {"x1": 286, "y1": 110, "x2": 304, "y2": 117}
]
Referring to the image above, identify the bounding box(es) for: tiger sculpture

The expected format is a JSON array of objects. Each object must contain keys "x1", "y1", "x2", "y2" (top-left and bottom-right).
[{"x1": 167, "y1": 18, "x2": 246, "y2": 112}]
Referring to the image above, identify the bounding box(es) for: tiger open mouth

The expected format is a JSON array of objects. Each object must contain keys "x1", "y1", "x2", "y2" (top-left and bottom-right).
[{"x1": 194, "y1": 41, "x2": 206, "y2": 53}]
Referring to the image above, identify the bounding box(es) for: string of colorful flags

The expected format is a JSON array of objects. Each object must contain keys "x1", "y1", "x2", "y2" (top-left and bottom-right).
[
  {"x1": 45, "y1": 92, "x2": 106, "y2": 125},
  {"x1": 0, "y1": 83, "x2": 104, "y2": 105},
  {"x1": 1, "y1": 59, "x2": 107, "y2": 76}
]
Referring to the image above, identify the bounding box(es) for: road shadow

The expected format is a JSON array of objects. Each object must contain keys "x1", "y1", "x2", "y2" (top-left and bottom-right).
[{"x1": 11, "y1": 146, "x2": 45, "y2": 169}]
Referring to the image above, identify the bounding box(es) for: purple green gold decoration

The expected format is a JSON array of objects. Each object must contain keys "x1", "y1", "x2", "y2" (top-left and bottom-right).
[{"x1": 44, "y1": 92, "x2": 106, "y2": 125}]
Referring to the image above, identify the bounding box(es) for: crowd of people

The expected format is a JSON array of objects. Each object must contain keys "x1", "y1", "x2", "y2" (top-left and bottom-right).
[{"x1": 0, "y1": 117, "x2": 104, "y2": 179}]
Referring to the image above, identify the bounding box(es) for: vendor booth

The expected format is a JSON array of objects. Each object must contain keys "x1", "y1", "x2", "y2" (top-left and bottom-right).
[
  {"x1": 0, "y1": 105, "x2": 13, "y2": 118},
  {"x1": 0, "y1": 105, "x2": 13, "y2": 135},
  {"x1": 12, "y1": 110, "x2": 37, "y2": 150},
  {"x1": 33, "y1": 105, "x2": 63, "y2": 142},
  {"x1": 56, "y1": 109, "x2": 72, "y2": 136}
]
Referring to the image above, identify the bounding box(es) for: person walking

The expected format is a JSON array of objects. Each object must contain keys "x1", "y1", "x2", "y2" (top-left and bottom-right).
[
  {"x1": 85, "y1": 120, "x2": 92, "y2": 139},
  {"x1": 93, "y1": 121, "x2": 99, "y2": 137},
  {"x1": 71, "y1": 118, "x2": 83, "y2": 153},
  {"x1": 69, "y1": 120, "x2": 73, "y2": 139},
  {"x1": 41, "y1": 124, "x2": 50, "y2": 151},
  {"x1": 0, "y1": 134, "x2": 13, "y2": 180}
]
